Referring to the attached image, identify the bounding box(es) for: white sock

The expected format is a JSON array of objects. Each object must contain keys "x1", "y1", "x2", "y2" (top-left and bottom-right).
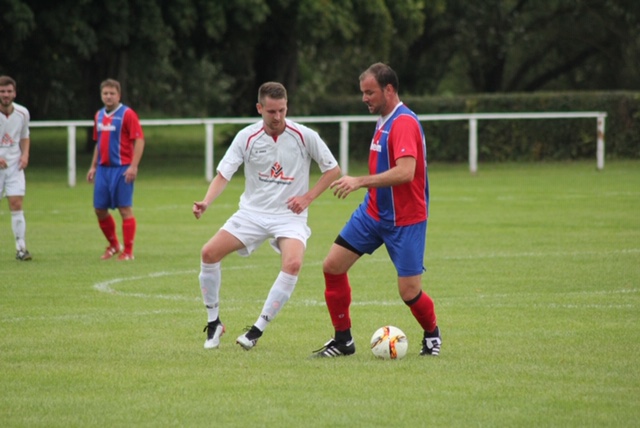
[
  {"x1": 11, "y1": 210, "x2": 26, "y2": 251},
  {"x1": 254, "y1": 271, "x2": 298, "y2": 331},
  {"x1": 199, "y1": 261, "x2": 221, "y2": 322}
]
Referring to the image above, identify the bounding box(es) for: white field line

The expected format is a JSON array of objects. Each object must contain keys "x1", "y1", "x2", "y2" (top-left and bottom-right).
[
  {"x1": 434, "y1": 248, "x2": 640, "y2": 261},
  {"x1": 88, "y1": 248, "x2": 639, "y2": 304},
  {"x1": 2, "y1": 249, "x2": 636, "y2": 324},
  {"x1": 1, "y1": 308, "x2": 202, "y2": 324},
  {"x1": 93, "y1": 269, "x2": 199, "y2": 299}
]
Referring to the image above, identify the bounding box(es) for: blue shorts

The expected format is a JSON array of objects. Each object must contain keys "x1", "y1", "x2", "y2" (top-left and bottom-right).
[
  {"x1": 339, "y1": 204, "x2": 427, "y2": 277},
  {"x1": 93, "y1": 165, "x2": 134, "y2": 210}
]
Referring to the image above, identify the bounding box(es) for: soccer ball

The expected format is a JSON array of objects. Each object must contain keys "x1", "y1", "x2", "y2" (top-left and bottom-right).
[{"x1": 370, "y1": 325, "x2": 408, "y2": 360}]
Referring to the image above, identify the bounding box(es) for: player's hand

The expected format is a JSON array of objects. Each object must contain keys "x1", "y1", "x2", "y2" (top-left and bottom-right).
[
  {"x1": 193, "y1": 201, "x2": 208, "y2": 219},
  {"x1": 330, "y1": 175, "x2": 360, "y2": 199},
  {"x1": 287, "y1": 195, "x2": 311, "y2": 215},
  {"x1": 124, "y1": 166, "x2": 138, "y2": 183},
  {"x1": 86, "y1": 167, "x2": 96, "y2": 183},
  {"x1": 0, "y1": 158, "x2": 7, "y2": 169},
  {"x1": 18, "y1": 155, "x2": 28, "y2": 170}
]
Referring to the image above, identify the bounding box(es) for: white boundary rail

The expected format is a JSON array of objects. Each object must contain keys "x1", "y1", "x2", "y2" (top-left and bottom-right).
[{"x1": 31, "y1": 111, "x2": 607, "y2": 187}]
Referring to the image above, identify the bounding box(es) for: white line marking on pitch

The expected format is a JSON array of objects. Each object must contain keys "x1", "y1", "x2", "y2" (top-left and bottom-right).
[
  {"x1": 433, "y1": 248, "x2": 639, "y2": 261},
  {"x1": 90, "y1": 264, "x2": 403, "y2": 307},
  {"x1": 90, "y1": 248, "x2": 639, "y2": 305},
  {"x1": 93, "y1": 271, "x2": 193, "y2": 300}
]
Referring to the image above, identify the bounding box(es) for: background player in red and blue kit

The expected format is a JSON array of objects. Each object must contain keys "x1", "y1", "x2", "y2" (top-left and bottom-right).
[
  {"x1": 312, "y1": 63, "x2": 441, "y2": 358},
  {"x1": 86, "y1": 79, "x2": 145, "y2": 261}
]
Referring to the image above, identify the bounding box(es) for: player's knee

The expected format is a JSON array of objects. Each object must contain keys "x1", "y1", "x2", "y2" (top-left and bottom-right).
[
  {"x1": 201, "y1": 244, "x2": 221, "y2": 264},
  {"x1": 322, "y1": 257, "x2": 342, "y2": 275},
  {"x1": 398, "y1": 282, "x2": 422, "y2": 302},
  {"x1": 9, "y1": 201, "x2": 23, "y2": 211},
  {"x1": 282, "y1": 257, "x2": 302, "y2": 275}
]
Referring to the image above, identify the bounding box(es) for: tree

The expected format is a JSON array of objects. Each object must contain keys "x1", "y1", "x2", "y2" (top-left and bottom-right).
[
  {"x1": 398, "y1": 0, "x2": 640, "y2": 94},
  {"x1": 1, "y1": 0, "x2": 638, "y2": 122}
]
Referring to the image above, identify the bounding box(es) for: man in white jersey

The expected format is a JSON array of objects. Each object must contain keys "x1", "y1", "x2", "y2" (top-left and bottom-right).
[
  {"x1": 0, "y1": 75, "x2": 32, "y2": 261},
  {"x1": 193, "y1": 81, "x2": 340, "y2": 350}
]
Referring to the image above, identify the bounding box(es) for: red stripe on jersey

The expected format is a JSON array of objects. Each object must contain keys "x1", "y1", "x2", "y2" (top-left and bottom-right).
[
  {"x1": 285, "y1": 124, "x2": 306, "y2": 147},
  {"x1": 366, "y1": 110, "x2": 428, "y2": 226},
  {"x1": 93, "y1": 105, "x2": 143, "y2": 166},
  {"x1": 245, "y1": 128, "x2": 264, "y2": 150}
]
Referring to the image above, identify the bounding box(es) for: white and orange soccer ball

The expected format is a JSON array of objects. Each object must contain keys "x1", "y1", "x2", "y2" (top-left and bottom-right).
[{"x1": 370, "y1": 325, "x2": 408, "y2": 360}]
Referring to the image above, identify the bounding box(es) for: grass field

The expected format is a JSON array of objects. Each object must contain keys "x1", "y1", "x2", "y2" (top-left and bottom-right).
[{"x1": 1, "y1": 160, "x2": 639, "y2": 427}]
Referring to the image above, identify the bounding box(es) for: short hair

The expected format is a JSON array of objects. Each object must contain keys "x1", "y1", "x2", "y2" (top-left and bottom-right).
[
  {"x1": 258, "y1": 82, "x2": 287, "y2": 104},
  {"x1": 359, "y1": 62, "x2": 399, "y2": 93},
  {"x1": 0, "y1": 75, "x2": 17, "y2": 90},
  {"x1": 100, "y1": 78, "x2": 121, "y2": 94}
]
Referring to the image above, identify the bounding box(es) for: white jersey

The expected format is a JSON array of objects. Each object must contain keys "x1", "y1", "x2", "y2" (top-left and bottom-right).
[
  {"x1": 217, "y1": 119, "x2": 338, "y2": 218},
  {"x1": 0, "y1": 102, "x2": 30, "y2": 166}
]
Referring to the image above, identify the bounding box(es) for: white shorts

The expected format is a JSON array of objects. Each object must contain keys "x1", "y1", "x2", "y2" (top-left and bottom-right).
[
  {"x1": 221, "y1": 209, "x2": 311, "y2": 257},
  {"x1": 0, "y1": 164, "x2": 26, "y2": 197}
]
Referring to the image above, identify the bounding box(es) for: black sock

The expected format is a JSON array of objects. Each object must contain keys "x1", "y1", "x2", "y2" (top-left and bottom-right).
[{"x1": 335, "y1": 329, "x2": 352, "y2": 343}]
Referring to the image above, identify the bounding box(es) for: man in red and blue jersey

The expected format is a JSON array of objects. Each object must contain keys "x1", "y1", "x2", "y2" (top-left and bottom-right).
[
  {"x1": 87, "y1": 79, "x2": 145, "y2": 261},
  {"x1": 312, "y1": 63, "x2": 441, "y2": 358}
]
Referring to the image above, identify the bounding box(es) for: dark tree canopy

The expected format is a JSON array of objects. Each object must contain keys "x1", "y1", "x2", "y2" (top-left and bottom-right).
[{"x1": 0, "y1": 0, "x2": 637, "y2": 119}]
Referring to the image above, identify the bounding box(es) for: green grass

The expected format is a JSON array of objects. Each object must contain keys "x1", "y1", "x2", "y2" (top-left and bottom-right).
[{"x1": 1, "y1": 160, "x2": 639, "y2": 427}]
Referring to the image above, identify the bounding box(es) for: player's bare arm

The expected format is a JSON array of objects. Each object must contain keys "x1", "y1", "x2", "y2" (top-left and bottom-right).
[
  {"x1": 86, "y1": 146, "x2": 99, "y2": 183},
  {"x1": 331, "y1": 156, "x2": 415, "y2": 199},
  {"x1": 287, "y1": 165, "x2": 341, "y2": 214},
  {"x1": 18, "y1": 138, "x2": 30, "y2": 170},
  {"x1": 124, "y1": 138, "x2": 145, "y2": 183},
  {"x1": 193, "y1": 173, "x2": 229, "y2": 219}
]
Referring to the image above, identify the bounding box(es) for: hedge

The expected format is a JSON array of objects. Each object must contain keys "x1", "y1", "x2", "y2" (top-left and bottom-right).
[{"x1": 312, "y1": 91, "x2": 640, "y2": 162}]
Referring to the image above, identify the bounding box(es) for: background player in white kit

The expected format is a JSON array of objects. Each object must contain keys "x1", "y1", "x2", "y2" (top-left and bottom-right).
[
  {"x1": 193, "y1": 82, "x2": 341, "y2": 350},
  {"x1": 0, "y1": 75, "x2": 32, "y2": 261}
]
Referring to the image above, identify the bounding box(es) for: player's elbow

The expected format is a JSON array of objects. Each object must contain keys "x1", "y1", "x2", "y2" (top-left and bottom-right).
[
  {"x1": 328, "y1": 165, "x2": 341, "y2": 180},
  {"x1": 395, "y1": 157, "x2": 416, "y2": 183},
  {"x1": 398, "y1": 168, "x2": 414, "y2": 184}
]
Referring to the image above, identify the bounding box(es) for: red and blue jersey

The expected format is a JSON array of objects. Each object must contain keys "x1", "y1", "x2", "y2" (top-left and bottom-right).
[
  {"x1": 365, "y1": 103, "x2": 428, "y2": 226},
  {"x1": 93, "y1": 104, "x2": 143, "y2": 166}
]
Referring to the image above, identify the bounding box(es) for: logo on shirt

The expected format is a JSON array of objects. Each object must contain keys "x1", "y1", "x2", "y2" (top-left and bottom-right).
[
  {"x1": 97, "y1": 123, "x2": 116, "y2": 132},
  {"x1": 1, "y1": 133, "x2": 15, "y2": 146},
  {"x1": 258, "y1": 161, "x2": 294, "y2": 185},
  {"x1": 370, "y1": 138, "x2": 382, "y2": 152}
]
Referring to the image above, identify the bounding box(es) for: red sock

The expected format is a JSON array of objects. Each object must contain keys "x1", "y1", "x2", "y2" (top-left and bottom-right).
[
  {"x1": 324, "y1": 272, "x2": 352, "y2": 332},
  {"x1": 405, "y1": 290, "x2": 437, "y2": 332},
  {"x1": 122, "y1": 217, "x2": 136, "y2": 255},
  {"x1": 98, "y1": 215, "x2": 119, "y2": 248}
]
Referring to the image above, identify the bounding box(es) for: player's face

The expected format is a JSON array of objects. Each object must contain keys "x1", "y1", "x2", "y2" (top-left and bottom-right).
[
  {"x1": 360, "y1": 74, "x2": 387, "y2": 116},
  {"x1": 101, "y1": 86, "x2": 121, "y2": 111},
  {"x1": 257, "y1": 96, "x2": 288, "y2": 136},
  {"x1": 0, "y1": 84, "x2": 16, "y2": 109}
]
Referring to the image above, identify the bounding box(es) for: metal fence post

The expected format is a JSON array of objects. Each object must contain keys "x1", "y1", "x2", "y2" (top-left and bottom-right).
[
  {"x1": 205, "y1": 123, "x2": 214, "y2": 181},
  {"x1": 469, "y1": 118, "x2": 478, "y2": 174},
  {"x1": 340, "y1": 120, "x2": 349, "y2": 175},
  {"x1": 597, "y1": 115, "x2": 606, "y2": 171},
  {"x1": 67, "y1": 125, "x2": 76, "y2": 187}
]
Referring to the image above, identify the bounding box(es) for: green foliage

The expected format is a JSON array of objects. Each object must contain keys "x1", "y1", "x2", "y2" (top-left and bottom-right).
[
  {"x1": 396, "y1": 0, "x2": 640, "y2": 94},
  {"x1": 3, "y1": 0, "x2": 640, "y2": 134},
  {"x1": 0, "y1": 0, "x2": 35, "y2": 56},
  {"x1": 1, "y1": 162, "x2": 639, "y2": 426}
]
